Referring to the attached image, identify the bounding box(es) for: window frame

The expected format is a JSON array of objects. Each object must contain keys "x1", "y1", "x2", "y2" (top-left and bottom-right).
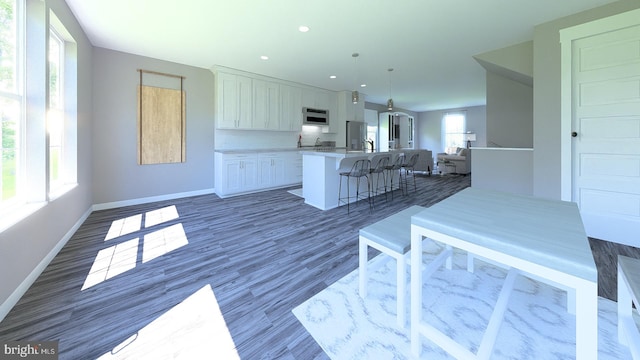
[{"x1": 47, "y1": 10, "x2": 77, "y2": 200}]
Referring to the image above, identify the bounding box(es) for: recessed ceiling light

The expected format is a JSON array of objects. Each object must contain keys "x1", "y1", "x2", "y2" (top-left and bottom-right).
[
  {"x1": 330, "y1": 75, "x2": 337, "y2": 79},
  {"x1": 299, "y1": 25, "x2": 310, "y2": 33},
  {"x1": 260, "y1": 55, "x2": 269, "y2": 60},
  {"x1": 360, "y1": 84, "x2": 367, "y2": 88}
]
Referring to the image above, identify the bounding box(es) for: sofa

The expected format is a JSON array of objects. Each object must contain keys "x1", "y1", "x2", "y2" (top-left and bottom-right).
[
  {"x1": 437, "y1": 147, "x2": 471, "y2": 175},
  {"x1": 389, "y1": 149, "x2": 434, "y2": 175}
]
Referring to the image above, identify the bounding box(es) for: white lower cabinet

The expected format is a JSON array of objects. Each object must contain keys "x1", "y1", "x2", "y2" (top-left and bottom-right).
[
  {"x1": 284, "y1": 152, "x2": 303, "y2": 184},
  {"x1": 215, "y1": 151, "x2": 302, "y2": 197},
  {"x1": 217, "y1": 153, "x2": 258, "y2": 195},
  {"x1": 258, "y1": 153, "x2": 286, "y2": 188}
]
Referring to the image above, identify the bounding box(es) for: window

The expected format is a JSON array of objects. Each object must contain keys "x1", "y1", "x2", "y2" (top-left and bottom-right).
[
  {"x1": 442, "y1": 112, "x2": 466, "y2": 152},
  {"x1": 0, "y1": 0, "x2": 23, "y2": 209},
  {"x1": 0, "y1": 5, "x2": 79, "y2": 232},
  {"x1": 48, "y1": 28, "x2": 63, "y2": 191}
]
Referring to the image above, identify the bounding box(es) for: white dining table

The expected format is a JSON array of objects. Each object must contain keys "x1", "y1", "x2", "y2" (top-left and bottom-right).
[{"x1": 410, "y1": 187, "x2": 598, "y2": 359}]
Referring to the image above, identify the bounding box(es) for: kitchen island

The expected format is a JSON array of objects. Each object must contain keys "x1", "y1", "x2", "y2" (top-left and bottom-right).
[{"x1": 301, "y1": 149, "x2": 397, "y2": 210}]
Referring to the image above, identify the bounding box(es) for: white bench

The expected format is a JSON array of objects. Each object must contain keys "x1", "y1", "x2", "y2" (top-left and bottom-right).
[
  {"x1": 618, "y1": 255, "x2": 640, "y2": 359},
  {"x1": 359, "y1": 205, "x2": 452, "y2": 327}
]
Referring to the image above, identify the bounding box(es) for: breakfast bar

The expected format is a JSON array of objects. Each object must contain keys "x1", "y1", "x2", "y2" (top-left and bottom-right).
[
  {"x1": 410, "y1": 188, "x2": 598, "y2": 359},
  {"x1": 300, "y1": 150, "x2": 372, "y2": 210}
]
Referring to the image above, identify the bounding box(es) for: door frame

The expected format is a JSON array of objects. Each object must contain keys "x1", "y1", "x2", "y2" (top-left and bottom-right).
[{"x1": 559, "y1": 8, "x2": 640, "y2": 201}]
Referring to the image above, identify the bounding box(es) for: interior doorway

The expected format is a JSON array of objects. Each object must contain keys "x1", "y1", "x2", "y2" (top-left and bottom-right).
[{"x1": 378, "y1": 112, "x2": 414, "y2": 151}]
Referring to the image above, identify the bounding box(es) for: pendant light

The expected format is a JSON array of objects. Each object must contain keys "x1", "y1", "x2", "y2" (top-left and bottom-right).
[
  {"x1": 352, "y1": 53, "x2": 360, "y2": 104},
  {"x1": 387, "y1": 68, "x2": 394, "y2": 111}
]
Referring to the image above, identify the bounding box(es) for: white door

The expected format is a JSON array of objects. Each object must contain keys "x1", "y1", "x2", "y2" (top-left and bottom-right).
[{"x1": 569, "y1": 16, "x2": 640, "y2": 246}]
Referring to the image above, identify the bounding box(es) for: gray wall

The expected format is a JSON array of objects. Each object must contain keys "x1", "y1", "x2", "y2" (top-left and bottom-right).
[
  {"x1": 92, "y1": 48, "x2": 215, "y2": 205},
  {"x1": 532, "y1": 0, "x2": 640, "y2": 199},
  {"x1": 474, "y1": 41, "x2": 533, "y2": 80},
  {"x1": 486, "y1": 72, "x2": 533, "y2": 148},
  {"x1": 416, "y1": 105, "x2": 487, "y2": 153},
  {"x1": 471, "y1": 148, "x2": 533, "y2": 195},
  {"x1": 0, "y1": 0, "x2": 93, "y2": 318}
]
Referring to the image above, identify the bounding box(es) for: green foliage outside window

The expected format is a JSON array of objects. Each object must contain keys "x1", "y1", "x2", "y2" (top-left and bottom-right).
[
  {"x1": 0, "y1": 0, "x2": 16, "y2": 92},
  {"x1": 0, "y1": 0, "x2": 18, "y2": 201}
]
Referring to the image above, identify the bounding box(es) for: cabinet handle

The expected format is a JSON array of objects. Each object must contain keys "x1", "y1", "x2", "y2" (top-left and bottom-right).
[{"x1": 571, "y1": 131, "x2": 578, "y2": 138}]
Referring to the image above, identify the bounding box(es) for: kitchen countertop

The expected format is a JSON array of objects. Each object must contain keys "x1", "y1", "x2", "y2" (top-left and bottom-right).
[
  {"x1": 301, "y1": 150, "x2": 365, "y2": 158},
  {"x1": 215, "y1": 147, "x2": 416, "y2": 155},
  {"x1": 300, "y1": 148, "x2": 397, "y2": 158},
  {"x1": 214, "y1": 147, "x2": 336, "y2": 154}
]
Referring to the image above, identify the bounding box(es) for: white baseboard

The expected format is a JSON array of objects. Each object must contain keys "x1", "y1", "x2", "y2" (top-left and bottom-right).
[
  {"x1": 0, "y1": 206, "x2": 92, "y2": 323},
  {"x1": 92, "y1": 188, "x2": 216, "y2": 211}
]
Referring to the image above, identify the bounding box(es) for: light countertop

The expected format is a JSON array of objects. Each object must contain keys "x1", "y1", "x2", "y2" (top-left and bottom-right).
[
  {"x1": 215, "y1": 147, "x2": 323, "y2": 154},
  {"x1": 300, "y1": 148, "x2": 393, "y2": 158}
]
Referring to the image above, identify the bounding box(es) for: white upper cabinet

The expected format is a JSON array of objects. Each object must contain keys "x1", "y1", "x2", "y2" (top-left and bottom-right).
[
  {"x1": 302, "y1": 87, "x2": 331, "y2": 110},
  {"x1": 216, "y1": 72, "x2": 253, "y2": 129},
  {"x1": 217, "y1": 72, "x2": 238, "y2": 129},
  {"x1": 214, "y1": 66, "x2": 337, "y2": 132},
  {"x1": 237, "y1": 76, "x2": 253, "y2": 128},
  {"x1": 326, "y1": 91, "x2": 339, "y2": 133},
  {"x1": 280, "y1": 84, "x2": 303, "y2": 131},
  {"x1": 253, "y1": 79, "x2": 280, "y2": 130}
]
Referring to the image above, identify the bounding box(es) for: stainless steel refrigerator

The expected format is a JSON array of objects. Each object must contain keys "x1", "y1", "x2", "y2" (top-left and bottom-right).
[{"x1": 346, "y1": 121, "x2": 366, "y2": 151}]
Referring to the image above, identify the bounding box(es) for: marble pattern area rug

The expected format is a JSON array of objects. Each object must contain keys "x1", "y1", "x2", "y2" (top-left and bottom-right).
[
  {"x1": 293, "y1": 242, "x2": 632, "y2": 359},
  {"x1": 287, "y1": 188, "x2": 303, "y2": 198}
]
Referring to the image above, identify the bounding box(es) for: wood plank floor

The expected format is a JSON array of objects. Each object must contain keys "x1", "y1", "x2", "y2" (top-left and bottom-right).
[
  {"x1": 589, "y1": 237, "x2": 640, "y2": 301},
  {"x1": 0, "y1": 174, "x2": 638, "y2": 359}
]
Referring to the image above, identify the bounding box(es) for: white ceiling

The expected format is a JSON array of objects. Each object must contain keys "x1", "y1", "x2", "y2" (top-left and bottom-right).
[{"x1": 64, "y1": 0, "x2": 617, "y2": 112}]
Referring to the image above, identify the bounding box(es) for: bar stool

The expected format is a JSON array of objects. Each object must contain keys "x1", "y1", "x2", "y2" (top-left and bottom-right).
[
  {"x1": 338, "y1": 158, "x2": 371, "y2": 214},
  {"x1": 401, "y1": 153, "x2": 419, "y2": 193},
  {"x1": 369, "y1": 154, "x2": 390, "y2": 206},
  {"x1": 384, "y1": 153, "x2": 405, "y2": 200}
]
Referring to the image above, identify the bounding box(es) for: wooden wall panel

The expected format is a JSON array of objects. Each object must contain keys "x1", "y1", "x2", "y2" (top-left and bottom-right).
[{"x1": 137, "y1": 85, "x2": 186, "y2": 165}]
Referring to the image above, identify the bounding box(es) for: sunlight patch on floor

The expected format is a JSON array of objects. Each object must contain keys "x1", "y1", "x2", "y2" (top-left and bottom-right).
[
  {"x1": 142, "y1": 223, "x2": 188, "y2": 263},
  {"x1": 144, "y1": 205, "x2": 179, "y2": 228},
  {"x1": 82, "y1": 238, "x2": 139, "y2": 290},
  {"x1": 96, "y1": 284, "x2": 240, "y2": 359},
  {"x1": 105, "y1": 214, "x2": 142, "y2": 241},
  {"x1": 83, "y1": 205, "x2": 188, "y2": 290}
]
